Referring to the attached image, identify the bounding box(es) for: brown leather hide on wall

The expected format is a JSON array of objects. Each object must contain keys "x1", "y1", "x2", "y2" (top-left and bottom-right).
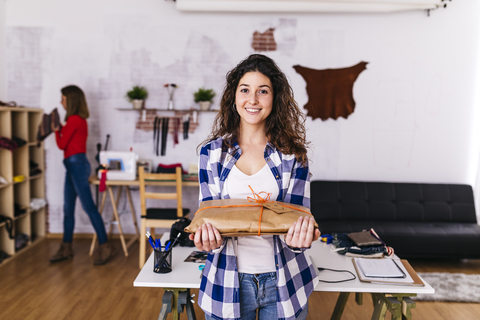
[{"x1": 293, "y1": 61, "x2": 368, "y2": 121}]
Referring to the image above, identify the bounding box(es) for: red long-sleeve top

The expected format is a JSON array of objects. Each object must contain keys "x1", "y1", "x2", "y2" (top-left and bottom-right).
[{"x1": 55, "y1": 115, "x2": 88, "y2": 159}]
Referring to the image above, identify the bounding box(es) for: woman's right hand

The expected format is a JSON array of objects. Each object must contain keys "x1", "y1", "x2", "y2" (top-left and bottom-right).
[{"x1": 188, "y1": 223, "x2": 223, "y2": 252}]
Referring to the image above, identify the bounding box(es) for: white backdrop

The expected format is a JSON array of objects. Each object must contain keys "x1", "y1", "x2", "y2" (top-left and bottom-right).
[
  {"x1": 0, "y1": 0, "x2": 6, "y2": 98},
  {"x1": 3, "y1": 0, "x2": 480, "y2": 234}
]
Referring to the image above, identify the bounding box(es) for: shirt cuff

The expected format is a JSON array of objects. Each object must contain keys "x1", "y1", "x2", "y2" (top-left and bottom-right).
[{"x1": 210, "y1": 241, "x2": 226, "y2": 254}]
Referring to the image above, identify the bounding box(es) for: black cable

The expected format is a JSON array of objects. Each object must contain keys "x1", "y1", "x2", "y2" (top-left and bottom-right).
[{"x1": 317, "y1": 267, "x2": 356, "y2": 283}]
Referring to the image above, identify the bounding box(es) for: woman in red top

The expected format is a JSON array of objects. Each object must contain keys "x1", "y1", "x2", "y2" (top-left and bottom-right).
[{"x1": 50, "y1": 85, "x2": 116, "y2": 265}]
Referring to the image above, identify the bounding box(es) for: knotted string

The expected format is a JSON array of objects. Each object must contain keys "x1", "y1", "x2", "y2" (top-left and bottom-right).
[{"x1": 247, "y1": 185, "x2": 272, "y2": 235}]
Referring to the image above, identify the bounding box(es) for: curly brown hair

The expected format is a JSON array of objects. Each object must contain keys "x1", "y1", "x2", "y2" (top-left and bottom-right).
[{"x1": 201, "y1": 54, "x2": 309, "y2": 166}]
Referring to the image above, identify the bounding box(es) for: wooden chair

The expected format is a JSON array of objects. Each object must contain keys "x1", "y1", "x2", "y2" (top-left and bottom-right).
[{"x1": 138, "y1": 166, "x2": 190, "y2": 269}]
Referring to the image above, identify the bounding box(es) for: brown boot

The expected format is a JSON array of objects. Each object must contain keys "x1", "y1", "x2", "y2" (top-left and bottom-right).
[
  {"x1": 50, "y1": 242, "x2": 74, "y2": 263},
  {"x1": 93, "y1": 242, "x2": 116, "y2": 266}
]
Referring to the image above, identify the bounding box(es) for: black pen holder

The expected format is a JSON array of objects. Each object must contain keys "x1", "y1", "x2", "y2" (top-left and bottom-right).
[{"x1": 153, "y1": 247, "x2": 172, "y2": 274}]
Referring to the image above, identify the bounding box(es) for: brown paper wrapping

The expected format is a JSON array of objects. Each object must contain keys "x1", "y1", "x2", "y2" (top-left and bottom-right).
[{"x1": 184, "y1": 199, "x2": 318, "y2": 237}]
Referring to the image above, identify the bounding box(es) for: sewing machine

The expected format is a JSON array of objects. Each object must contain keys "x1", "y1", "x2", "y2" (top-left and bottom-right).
[{"x1": 97, "y1": 151, "x2": 138, "y2": 181}]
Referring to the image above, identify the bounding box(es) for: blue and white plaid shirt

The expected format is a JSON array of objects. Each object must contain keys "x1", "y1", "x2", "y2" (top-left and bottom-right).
[{"x1": 197, "y1": 137, "x2": 318, "y2": 320}]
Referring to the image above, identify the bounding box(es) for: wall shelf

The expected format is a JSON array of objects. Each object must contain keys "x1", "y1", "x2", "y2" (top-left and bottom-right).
[
  {"x1": 116, "y1": 108, "x2": 218, "y2": 134},
  {"x1": 116, "y1": 108, "x2": 218, "y2": 112}
]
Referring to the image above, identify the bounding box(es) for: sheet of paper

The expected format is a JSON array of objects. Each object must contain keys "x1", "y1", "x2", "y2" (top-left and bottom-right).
[
  {"x1": 354, "y1": 258, "x2": 414, "y2": 283},
  {"x1": 356, "y1": 258, "x2": 405, "y2": 278}
]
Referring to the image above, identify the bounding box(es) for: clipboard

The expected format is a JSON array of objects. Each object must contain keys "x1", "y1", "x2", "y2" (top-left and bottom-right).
[{"x1": 352, "y1": 258, "x2": 425, "y2": 287}]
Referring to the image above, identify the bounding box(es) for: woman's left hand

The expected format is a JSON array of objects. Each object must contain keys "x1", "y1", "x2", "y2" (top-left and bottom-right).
[{"x1": 285, "y1": 216, "x2": 321, "y2": 249}]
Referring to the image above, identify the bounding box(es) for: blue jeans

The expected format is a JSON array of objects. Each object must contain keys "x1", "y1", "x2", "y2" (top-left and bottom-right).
[
  {"x1": 205, "y1": 272, "x2": 309, "y2": 320},
  {"x1": 63, "y1": 153, "x2": 108, "y2": 244}
]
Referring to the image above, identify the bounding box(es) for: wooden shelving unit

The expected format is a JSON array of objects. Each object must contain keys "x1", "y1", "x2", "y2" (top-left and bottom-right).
[{"x1": 0, "y1": 106, "x2": 45, "y2": 264}]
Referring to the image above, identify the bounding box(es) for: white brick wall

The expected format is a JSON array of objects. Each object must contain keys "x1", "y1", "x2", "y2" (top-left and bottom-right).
[{"x1": 4, "y1": 0, "x2": 480, "y2": 233}]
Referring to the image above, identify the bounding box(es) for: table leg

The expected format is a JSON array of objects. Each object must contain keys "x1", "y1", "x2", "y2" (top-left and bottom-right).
[
  {"x1": 330, "y1": 292, "x2": 350, "y2": 320},
  {"x1": 108, "y1": 186, "x2": 123, "y2": 236},
  {"x1": 388, "y1": 294, "x2": 416, "y2": 320},
  {"x1": 355, "y1": 292, "x2": 363, "y2": 305},
  {"x1": 178, "y1": 289, "x2": 197, "y2": 320},
  {"x1": 95, "y1": 185, "x2": 99, "y2": 210},
  {"x1": 371, "y1": 293, "x2": 388, "y2": 320},
  {"x1": 158, "y1": 291, "x2": 173, "y2": 320},
  {"x1": 108, "y1": 186, "x2": 128, "y2": 256},
  {"x1": 162, "y1": 288, "x2": 196, "y2": 320},
  {"x1": 125, "y1": 186, "x2": 139, "y2": 250},
  {"x1": 90, "y1": 190, "x2": 108, "y2": 256},
  {"x1": 401, "y1": 297, "x2": 416, "y2": 320},
  {"x1": 371, "y1": 294, "x2": 402, "y2": 320}
]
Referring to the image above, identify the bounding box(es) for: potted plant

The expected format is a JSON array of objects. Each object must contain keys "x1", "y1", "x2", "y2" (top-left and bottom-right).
[
  {"x1": 126, "y1": 85, "x2": 148, "y2": 109},
  {"x1": 194, "y1": 87, "x2": 216, "y2": 111}
]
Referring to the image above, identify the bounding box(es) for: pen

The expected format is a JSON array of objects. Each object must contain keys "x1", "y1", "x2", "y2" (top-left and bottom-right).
[
  {"x1": 154, "y1": 233, "x2": 182, "y2": 271},
  {"x1": 156, "y1": 239, "x2": 161, "y2": 250},
  {"x1": 168, "y1": 232, "x2": 182, "y2": 251},
  {"x1": 146, "y1": 231, "x2": 156, "y2": 250}
]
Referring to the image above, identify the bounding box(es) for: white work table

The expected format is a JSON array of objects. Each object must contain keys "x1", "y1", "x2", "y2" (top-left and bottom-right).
[
  {"x1": 310, "y1": 240, "x2": 434, "y2": 294},
  {"x1": 134, "y1": 234, "x2": 434, "y2": 320},
  {"x1": 134, "y1": 238, "x2": 203, "y2": 289}
]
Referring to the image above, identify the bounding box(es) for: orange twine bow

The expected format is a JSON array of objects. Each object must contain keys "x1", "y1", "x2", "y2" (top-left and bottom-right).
[{"x1": 247, "y1": 185, "x2": 272, "y2": 235}]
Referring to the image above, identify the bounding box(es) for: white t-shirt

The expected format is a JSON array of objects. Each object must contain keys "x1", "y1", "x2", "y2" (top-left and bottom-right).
[{"x1": 223, "y1": 163, "x2": 279, "y2": 274}]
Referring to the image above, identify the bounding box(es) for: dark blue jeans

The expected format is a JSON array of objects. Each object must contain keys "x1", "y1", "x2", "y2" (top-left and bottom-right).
[
  {"x1": 204, "y1": 272, "x2": 308, "y2": 320},
  {"x1": 63, "y1": 153, "x2": 108, "y2": 244}
]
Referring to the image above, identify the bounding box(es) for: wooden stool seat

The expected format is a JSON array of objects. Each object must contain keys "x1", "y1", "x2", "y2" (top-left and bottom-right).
[{"x1": 144, "y1": 208, "x2": 190, "y2": 220}]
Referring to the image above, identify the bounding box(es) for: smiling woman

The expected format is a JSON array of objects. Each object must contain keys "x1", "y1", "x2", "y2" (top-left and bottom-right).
[{"x1": 193, "y1": 54, "x2": 320, "y2": 320}]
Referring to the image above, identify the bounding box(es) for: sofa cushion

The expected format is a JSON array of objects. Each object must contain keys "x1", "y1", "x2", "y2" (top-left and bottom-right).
[{"x1": 311, "y1": 181, "x2": 477, "y2": 223}]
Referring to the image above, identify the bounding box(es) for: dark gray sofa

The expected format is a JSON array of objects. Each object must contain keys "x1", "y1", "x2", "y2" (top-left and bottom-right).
[{"x1": 310, "y1": 181, "x2": 480, "y2": 259}]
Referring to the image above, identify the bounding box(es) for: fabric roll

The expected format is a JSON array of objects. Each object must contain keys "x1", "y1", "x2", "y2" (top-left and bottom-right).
[
  {"x1": 0, "y1": 137, "x2": 18, "y2": 151},
  {"x1": 173, "y1": 117, "x2": 180, "y2": 146}
]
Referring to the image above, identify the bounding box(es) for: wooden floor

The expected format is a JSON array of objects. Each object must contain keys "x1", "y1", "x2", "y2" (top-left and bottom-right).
[{"x1": 1, "y1": 238, "x2": 480, "y2": 320}]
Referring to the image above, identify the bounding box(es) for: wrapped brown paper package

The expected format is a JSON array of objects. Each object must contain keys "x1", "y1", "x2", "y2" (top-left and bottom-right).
[{"x1": 184, "y1": 199, "x2": 318, "y2": 237}]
